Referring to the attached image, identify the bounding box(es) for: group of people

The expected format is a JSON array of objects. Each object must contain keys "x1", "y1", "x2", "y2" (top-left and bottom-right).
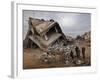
[
  {"x1": 41, "y1": 45, "x2": 86, "y2": 65},
  {"x1": 70, "y1": 46, "x2": 86, "y2": 60}
]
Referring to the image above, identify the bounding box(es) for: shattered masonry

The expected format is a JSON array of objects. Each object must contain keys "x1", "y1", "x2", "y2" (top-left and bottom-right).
[{"x1": 24, "y1": 17, "x2": 67, "y2": 51}]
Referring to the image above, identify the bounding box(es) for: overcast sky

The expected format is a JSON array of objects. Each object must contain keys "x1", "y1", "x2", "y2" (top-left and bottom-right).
[{"x1": 23, "y1": 10, "x2": 91, "y2": 39}]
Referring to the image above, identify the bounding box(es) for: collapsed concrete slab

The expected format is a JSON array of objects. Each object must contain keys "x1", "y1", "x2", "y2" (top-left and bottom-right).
[{"x1": 23, "y1": 17, "x2": 67, "y2": 51}]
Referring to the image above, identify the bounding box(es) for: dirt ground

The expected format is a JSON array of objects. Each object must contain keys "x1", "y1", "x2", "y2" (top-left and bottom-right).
[{"x1": 23, "y1": 40, "x2": 91, "y2": 69}]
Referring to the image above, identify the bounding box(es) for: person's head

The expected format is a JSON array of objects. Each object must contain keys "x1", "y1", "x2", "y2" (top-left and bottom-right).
[{"x1": 76, "y1": 46, "x2": 78, "y2": 48}]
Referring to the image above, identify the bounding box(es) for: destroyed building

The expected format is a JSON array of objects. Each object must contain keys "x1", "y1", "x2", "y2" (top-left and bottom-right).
[
  {"x1": 81, "y1": 31, "x2": 91, "y2": 41},
  {"x1": 23, "y1": 17, "x2": 67, "y2": 51},
  {"x1": 23, "y1": 17, "x2": 88, "y2": 66}
]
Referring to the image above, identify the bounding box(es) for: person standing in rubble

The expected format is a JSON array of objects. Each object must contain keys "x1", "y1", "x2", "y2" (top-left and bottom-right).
[
  {"x1": 82, "y1": 47, "x2": 86, "y2": 59},
  {"x1": 75, "y1": 46, "x2": 80, "y2": 59},
  {"x1": 70, "y1": 50, "x2": 74, "y2": 59}
]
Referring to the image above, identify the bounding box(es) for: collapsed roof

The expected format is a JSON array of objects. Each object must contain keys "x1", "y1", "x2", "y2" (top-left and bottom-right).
[{"x1": 24, "y1": 17, "x2": 67, "y2": 51}]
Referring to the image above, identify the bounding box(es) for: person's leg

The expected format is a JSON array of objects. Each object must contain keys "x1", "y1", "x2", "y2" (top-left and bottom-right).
[
  {"x1": 77, "y1": 52, "x2": 80, "y2": 58},
  {"x1": 82, "y1": 51, "x2": 85, "y2": 59}
]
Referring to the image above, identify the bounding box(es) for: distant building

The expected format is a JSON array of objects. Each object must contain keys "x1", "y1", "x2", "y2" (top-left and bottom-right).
[{"x1": 82, "y1": 31, "x2": 91, "y2": 41}]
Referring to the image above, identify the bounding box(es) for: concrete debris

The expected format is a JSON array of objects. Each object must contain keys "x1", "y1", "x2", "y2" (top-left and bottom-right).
[{"x1": 24, "y1": 17, "x2": 67, "y2": 51}]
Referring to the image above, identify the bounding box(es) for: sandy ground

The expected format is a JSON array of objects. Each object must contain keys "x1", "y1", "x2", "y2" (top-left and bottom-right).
[{"x1": 23, "y1": 40, "x2": 91, "y2": 69}]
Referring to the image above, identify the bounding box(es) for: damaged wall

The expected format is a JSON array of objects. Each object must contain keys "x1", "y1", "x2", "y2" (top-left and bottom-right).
[{"x1": 24, "y1": 17, "x2": 67, "y2": 51}]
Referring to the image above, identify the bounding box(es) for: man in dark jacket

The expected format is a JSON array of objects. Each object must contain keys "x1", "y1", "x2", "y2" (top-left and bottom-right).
[
  {"x1": 75, "y1": 46, "x2": 80, "y2": 59},
  {"x1": 82, "y1": 47, "x2": 86, "y2": 59}
]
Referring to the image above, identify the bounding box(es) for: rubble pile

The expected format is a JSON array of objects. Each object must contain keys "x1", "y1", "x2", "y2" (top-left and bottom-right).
[
  {"x1": 40, "y1": 52, "x2": 56, "y2": 64},
  {"x1": 40, "y1": 39, "x2": 78, "y2": 65}
]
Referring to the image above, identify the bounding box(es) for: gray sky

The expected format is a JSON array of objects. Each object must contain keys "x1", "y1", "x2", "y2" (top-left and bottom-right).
[{"x1": 23, "y1": 10, "x2": 91, "y2": 39}]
